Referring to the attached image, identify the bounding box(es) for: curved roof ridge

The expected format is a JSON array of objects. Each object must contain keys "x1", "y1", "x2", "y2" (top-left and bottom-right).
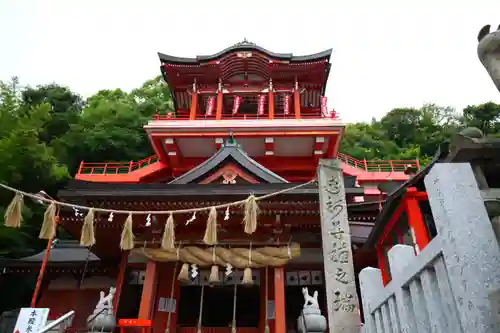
[
  {"x1": 232, "y1": 145, "x2": 288, "y2": 183},
  {"x1": 158, "y1": 41, "x2": 332, "y2": 65}
]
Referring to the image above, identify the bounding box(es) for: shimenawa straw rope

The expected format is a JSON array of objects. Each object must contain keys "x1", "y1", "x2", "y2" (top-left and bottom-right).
[{"x1": 0, "y1": 180, "x2": 315, "y2": 216}]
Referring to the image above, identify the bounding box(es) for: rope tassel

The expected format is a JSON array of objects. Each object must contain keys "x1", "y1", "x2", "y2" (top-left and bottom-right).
[
  {"x1": 203, "y1": 207, "x2": 218, "y2": 245},
  {"x1": 209, "y1": 246, "x2": 220, "y2": 283},
  {"x1": 242, "y1": 267, "x2": 253, "y2": 285},
  {"x1": 243, "y1": 195, "x2": 259, "y2": 234},
  {"x1": 4, "y1": 192, "x2": 23, "y2": 228},
  {"x1": 178, "y1": 263, "x2": 190, "y2": 282},
  {"x1": 120, "y1": 213, "x2": 135, "y2": 250},
  {"x1": 209, "y1": 265, "x2": 220, "y2": 283},
  {"x1": 80, "y1": 208, "x2": 96, "y2": 246},
  {"x1": 242, "y1": 243, "x2": 254, "y2": 286},
  {"x1": 39, "y1": 202, "x2": 57, "y2": 240},
  {"x1": 161, "y1": 213, "x2": 175, "y2": 250}
]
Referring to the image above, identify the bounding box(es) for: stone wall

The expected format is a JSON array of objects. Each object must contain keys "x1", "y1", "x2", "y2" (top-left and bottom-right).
[{"x1": 359, "y1": 163, "x2": 500, "y2": 333}]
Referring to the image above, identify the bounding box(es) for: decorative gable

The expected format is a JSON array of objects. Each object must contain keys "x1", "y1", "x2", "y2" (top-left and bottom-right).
[{"x1": 199, "y1": 163, "x2": 259, "y2": 184}]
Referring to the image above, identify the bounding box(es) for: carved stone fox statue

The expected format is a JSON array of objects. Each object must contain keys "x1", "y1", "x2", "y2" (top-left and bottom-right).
[
  {"x1": 478, "y1": 24, "x2": 500, "y2": 92},
  {"x1": 302, "y1": 287, "x2": 320, "y2": 309}
]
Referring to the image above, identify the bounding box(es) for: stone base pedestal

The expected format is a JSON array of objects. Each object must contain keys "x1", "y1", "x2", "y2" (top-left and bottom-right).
[
  {"x1": 297, "y1": 308, "x2": 327, "y2": 333},
  {"x1": 86, "y1": 311, "x2": 116, "y2": 333}
]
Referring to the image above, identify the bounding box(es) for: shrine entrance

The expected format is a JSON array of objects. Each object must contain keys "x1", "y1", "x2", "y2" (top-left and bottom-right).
[{"x1": 177, "y1": 284, "x2": 260, "y2": 328}]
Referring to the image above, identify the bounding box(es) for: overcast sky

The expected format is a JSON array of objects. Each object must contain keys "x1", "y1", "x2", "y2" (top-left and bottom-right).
[{"x1": 1, "y1": 0, "x2": 499, "y2": 123}]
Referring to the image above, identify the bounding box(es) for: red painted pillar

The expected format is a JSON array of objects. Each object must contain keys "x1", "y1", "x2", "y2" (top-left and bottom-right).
[
  {"x1": 404, "y1": 192, "x2": 430, "y2": 253},
  {"x1": 139, "y1": 260, "x2": 158, "y2": 320},
  {"x1": 113, "y1": 250, "x2": 129, "y2": 315},
  {"x1": 215, "y1": 78, "x2": 223, "y2": 120},
  {"x1": 189, "y1": 80, "x2": 198, "y2": 120},
  {"x1": 273, "y1": 267, "x2": 286, "y2": 333},
  {"x1": 268, "y1": 78, "x2": 275, "y2": 120},
  {"x1": 293, "y1": 78, "x2": 301, "y2": 119}
]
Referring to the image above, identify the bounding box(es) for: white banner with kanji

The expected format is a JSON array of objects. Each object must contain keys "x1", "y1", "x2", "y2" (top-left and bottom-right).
[
  {"x1": 321, "y1": 96, "x2": 329, "y2": 117},
  {"x1": 13, "y1": 308, "x2": 49, "y2": 333},
  {"x1": 257, "y1": 95, "x2": 266, "y2": 115},
  {"x1": 283, "y1": 94, "x2": 290, "y2": 115},
  {"x1": 205, "y1": 96, "x2": 215, "y2": 116},
  {"x1": 232, "y1": 96, "x2": 242, "y2": 115}
]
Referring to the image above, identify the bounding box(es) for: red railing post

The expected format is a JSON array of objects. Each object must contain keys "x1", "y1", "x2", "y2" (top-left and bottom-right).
[
  {"x1": 404, "y1": 191, "x2": 430, "y2": 253},
  {"x1": 363, "y1": 159, "x2": 367, "y2": 171},
  {"x1": 129, "y1": 161, "x2": 133, "y2": 172},
  {"x1": 416, "y1": 159, "x2": 421, "y2": 170},
  {"x1": 389, "y1": 160, "x2": 394, "y2": 172}
]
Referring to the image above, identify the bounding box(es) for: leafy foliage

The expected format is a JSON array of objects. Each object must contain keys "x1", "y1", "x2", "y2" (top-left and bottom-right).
[{"x1": 339, "y1": 103, "x2": 462, "y2": 164}]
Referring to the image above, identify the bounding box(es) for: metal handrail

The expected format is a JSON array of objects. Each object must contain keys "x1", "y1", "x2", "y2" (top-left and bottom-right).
[{"x1": 35, "y1": 310, "x2": 75, "y2": 333}]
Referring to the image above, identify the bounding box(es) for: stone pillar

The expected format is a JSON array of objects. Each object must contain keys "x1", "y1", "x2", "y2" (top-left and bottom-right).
[
  {"x1": 424, "y1": 163, "x2": 500, "y2": 333},
  {"x1": 358, "y1": 267, "x2": 383, "y2": 333},
  {"x1": 318, "y1": 159, "x2": 360, "y2": 333}
]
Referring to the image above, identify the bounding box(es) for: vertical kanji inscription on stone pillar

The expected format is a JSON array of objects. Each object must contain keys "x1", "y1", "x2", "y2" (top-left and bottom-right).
[{"x1": 318, "y1": 159, "x2": 360, "y2": 333}]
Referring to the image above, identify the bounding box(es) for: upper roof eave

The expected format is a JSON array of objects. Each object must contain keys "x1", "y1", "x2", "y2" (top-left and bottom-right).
[
  {"x1": 0, "y1": 240, "x2": 100, "y2": 265},
  {"x1": 58, "y1": 179, "x2": 364, "y2": 198},
  {"x1": 158, "y1": 42, "x2": 332, "y2": 65}
]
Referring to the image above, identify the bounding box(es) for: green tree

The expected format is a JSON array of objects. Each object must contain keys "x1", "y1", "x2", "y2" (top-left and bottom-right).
[
  {"x1": 461, "y1": 102, "x2": 500, "y2": 135},
  {"x1": 131, "y1": 75, "x2": 175, "y2": 116},
  {"x1": 342, "y1": 103, "x2": 462, "y2": 165},
  {"x1": 21, "y1": 83, "x2": 84, "y2": 143},
  {"x1": 57, "y1": 88, "x2": 155, "y2": 174},
  {"x1": 0, "y1": 80, "x2": 69, "y2": 256}
]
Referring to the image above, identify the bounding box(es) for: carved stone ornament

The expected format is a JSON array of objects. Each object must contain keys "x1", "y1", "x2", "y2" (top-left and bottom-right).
[{"x1": 478, "y1": 24, "x2": 500, "y2": 92}]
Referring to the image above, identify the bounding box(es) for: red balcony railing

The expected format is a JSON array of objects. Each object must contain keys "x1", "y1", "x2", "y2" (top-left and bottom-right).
[
  {"x1": 152, "y1": 111, "x2": 340, "y2": 121},
  {"x1": 77, "y1": 155, "x2": 159, "y2": 175},
  {"x1": 76, "y1": 153, "x2": 419, "y2": 176},
  {"x1": 336, "y1": 153, "x2": 420, "y2": 172}
]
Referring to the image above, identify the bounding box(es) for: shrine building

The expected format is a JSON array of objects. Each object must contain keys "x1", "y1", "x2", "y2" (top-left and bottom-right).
[{"x1": 0, "y1": 41, "x2": 420, "y2": 332}]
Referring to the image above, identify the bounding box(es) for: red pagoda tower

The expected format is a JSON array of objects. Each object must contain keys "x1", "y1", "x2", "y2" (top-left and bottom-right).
[{"x1": 0, "y1": 41, "x2": 419, "y2": 332}]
